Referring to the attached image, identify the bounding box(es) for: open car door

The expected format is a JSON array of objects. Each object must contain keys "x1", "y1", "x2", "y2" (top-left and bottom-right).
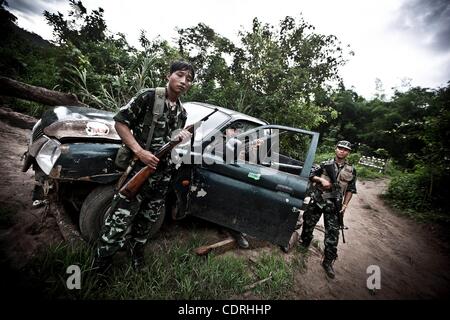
[{"x1": 188, "y1": 125, "x2": 319, "y2": 248}]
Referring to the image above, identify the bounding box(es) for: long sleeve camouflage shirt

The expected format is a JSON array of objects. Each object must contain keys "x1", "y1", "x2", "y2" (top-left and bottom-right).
[{"x1": 113, "y1": 88, "x2": 188, "y2": 156}]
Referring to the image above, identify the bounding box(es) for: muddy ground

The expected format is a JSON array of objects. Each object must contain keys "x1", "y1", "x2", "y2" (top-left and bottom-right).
[{"x1": 0, "y1": 110, "x2": 449, "y2": 299}]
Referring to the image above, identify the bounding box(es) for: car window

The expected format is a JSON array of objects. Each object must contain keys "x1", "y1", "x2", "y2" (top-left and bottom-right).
[
  {"x1": 182, "y1": 103, "x2": 230, "y2": 142},
  {"x1": 237, "y1": 129, "x2": 313, "y2": 176},
  {"x1": 204, "y1": 120, "x2": 262, "y2": 159},
  {"x1": 226, "y1": 120, "x2": 261, "y2": 133},
  {"x1": 221, "y1": 121, "x2": 262, "y2": 143}
]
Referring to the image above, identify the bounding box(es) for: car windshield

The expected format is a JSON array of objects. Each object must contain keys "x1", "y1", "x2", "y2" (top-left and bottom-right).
[{"x1": 183, "y1": 103, "x2": 230, "y2": 142}]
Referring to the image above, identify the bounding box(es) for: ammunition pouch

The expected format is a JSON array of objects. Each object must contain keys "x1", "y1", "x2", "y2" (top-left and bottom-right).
[{"x1": 115, "y1": 144, "x2": 132, "y2": 170}]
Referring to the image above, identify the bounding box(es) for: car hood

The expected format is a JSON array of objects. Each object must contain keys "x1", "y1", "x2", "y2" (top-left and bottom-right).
[
  {"x1": 41, "y1": 106, "x2": 115, "y2": 127},
  {"x1": 35, "y1": 106, "x2": 120, "y2": 142}
]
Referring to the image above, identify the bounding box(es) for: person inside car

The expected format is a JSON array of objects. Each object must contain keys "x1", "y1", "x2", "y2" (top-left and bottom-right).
[{"x1": 224, "y1": 123, "x2": 264, "y2": 163}]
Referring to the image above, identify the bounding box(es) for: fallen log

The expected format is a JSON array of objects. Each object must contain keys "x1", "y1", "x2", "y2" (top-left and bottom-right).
[
  {"x1": 0, "y1": 106, "x2": 37, "y2": 129},
  {"x1": 48, "y1": 194, "x2": 83, "y2": 245},
  {"x1": 0, "y1": 76, "x2": 87, "y2": 107},
  {"x1": 194, "y1": 237, "x2": 236, "y2": 256}
]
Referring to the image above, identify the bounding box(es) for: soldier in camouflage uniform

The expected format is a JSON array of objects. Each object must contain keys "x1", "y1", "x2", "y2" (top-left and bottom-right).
[
  {"x1": 300, "y1": 140, "x2": 357, "y2": 279},
  {"x1": 94, "y1": 61, "x2": 195, "y2": 272}
]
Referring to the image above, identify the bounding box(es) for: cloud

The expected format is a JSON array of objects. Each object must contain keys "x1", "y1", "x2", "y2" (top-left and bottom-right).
[
  {"x1": 394, "y1": 0, "x2": 450, "y2": 52},
  {"x1": 8, "y1": 0, "x2": 67, "y2": 17}
]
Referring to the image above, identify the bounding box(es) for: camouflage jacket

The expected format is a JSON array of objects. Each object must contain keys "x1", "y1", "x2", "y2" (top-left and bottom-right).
[
  {"x1": 114, "y1": 88, "x2": 187, "y2": 158},
  {"x1": 309, "y1": 159, "x2": 357, "y2": 205}
]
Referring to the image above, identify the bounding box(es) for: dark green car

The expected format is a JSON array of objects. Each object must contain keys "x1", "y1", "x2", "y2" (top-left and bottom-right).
[{"x1": 23, "y1": 102, "x2": 319, "y2": 248}]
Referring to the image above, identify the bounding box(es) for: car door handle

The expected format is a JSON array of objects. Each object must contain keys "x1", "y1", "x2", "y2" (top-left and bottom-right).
[{"x1": 276, "y1": 184, "x2": 294, "y2": 195}]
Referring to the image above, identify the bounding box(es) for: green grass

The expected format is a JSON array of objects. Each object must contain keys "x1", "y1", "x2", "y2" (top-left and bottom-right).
[
  {"x1": 24, "y1": 242, "x2": 101, "y2": 300},
  {"x1": 21, "y1": 230, "x2": 305, "y2": 299},
  {"x1": 382, "y1": 195, "x2": 450, "y2": 225},
  {"x1": 104, "y1": 236, "x2": 252, "y2": 300},
  {"x1": 251, "y1": 252, "x2": 294, "y2": 299}
]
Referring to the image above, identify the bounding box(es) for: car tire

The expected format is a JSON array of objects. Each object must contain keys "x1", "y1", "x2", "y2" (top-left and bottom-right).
[{"x1": 79, "y1": 184, "x2": 166, "y2": 244}]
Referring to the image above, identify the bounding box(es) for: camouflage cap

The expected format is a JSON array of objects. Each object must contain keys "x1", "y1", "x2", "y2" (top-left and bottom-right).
[{"x1": 336, "y1": 140, "x2": 352, "y2": 150}]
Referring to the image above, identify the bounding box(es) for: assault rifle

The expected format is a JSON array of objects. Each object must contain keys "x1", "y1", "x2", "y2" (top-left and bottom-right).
[
  {"x1": 332, "y1": 182, "x2": 346, "y2": 244},
  {"x1": 323, "y1": 163, "x2": 347, "y2": 243},
  {"x1": 119, "y1": 108, "x2": 218, "y2": 200}
]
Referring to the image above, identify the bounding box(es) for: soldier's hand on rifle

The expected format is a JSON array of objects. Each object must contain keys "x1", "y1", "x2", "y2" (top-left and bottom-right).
[
  {"x1": 340, "y1": 204, "x2": 347, "y2": 215},
  {"x1": 175, "y1": 129, "x2": 192, "y2": 143},
  {"x1": 320, "y1": 178, "x2": 332, "y2": 190},
  {"x1": 136, "y1": 149, "x2": 159, "y2": 169}
]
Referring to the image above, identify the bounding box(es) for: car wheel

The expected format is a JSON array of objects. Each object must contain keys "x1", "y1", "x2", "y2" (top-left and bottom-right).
[{"x1": 79, "y1": 184, "x2": 166, "y2": 244}]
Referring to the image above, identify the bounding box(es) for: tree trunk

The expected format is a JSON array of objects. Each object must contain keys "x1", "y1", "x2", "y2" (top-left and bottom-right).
[
  {"x1": 0, "y1": 107, "x2": 37, "y2": 129},
  {"x1": 0, "y1": 76, "x2": 87, "y2": 107}
]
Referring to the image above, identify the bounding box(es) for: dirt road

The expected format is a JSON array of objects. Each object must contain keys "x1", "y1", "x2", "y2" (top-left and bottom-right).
[
  {"x1": 292, "y1": 179, "x2": 450, "y2": 299},
  {"x1": 0, "y1": 113, "x2": 448, "y2": 299},
  {"x1": 0, "y1": 113, "x2": 62, "y2": 270}
]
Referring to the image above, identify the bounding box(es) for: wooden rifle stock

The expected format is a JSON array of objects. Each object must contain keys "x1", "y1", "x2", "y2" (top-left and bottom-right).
[
  {"x1": 118, "y1": 108, "x2": 218, "y2": 200},
  {"x1": 118, "y1": 139, "x2": 179, "y2": 199}
]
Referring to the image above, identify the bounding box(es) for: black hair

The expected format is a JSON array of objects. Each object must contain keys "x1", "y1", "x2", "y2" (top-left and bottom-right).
[
  {"x1": 229, "y1": 122, "x2": 243, "y2": 129},
  {"x1": 170, "y1": 60, "x2": 195, "y2": 81}
]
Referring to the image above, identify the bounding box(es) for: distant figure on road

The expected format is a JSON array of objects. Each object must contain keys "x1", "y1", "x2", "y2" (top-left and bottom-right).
[{"x1": 300, "y1": 140, "x2": 357, "y2": 279}]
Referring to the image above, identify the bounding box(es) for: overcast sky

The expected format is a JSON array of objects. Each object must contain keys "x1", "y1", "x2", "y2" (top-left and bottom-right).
[{"x1": 7, "y1": 0, "x2": 450, "y2": 99}]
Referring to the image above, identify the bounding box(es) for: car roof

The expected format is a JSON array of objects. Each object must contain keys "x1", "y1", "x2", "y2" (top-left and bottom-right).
[{"x1": 184, "y1": 102, "x2": 268, "y2": 126}]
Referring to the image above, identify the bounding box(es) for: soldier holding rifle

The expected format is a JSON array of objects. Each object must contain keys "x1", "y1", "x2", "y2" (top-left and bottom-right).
[
  {"x1": 300, "y1": 140, "x2": 357, "y2": 279},
  {"x1": 93, "y1": 61, "x2": 195, "y2": 272}
]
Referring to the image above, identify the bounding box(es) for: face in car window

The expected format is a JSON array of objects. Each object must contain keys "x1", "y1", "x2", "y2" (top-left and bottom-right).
[{"x1": 225, "y1": 127, "x2": 242, "y2": 139}]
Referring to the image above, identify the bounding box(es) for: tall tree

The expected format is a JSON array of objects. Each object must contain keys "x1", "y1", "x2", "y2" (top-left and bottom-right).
[{"x1": 178, "y1": 16, "x2": 350, "y2": 129}]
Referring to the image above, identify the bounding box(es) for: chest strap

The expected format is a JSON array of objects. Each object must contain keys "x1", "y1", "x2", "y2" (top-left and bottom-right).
[{"x1": 144, "y1": 87, "x2": 166, "y2": 150}]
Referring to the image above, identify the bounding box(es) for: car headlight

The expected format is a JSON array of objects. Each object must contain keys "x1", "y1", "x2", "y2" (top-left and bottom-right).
[{"x1": 35, "y1": 139, "x2": 61, "y2": 175}]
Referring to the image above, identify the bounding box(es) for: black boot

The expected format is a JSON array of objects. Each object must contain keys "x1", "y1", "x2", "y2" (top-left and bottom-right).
[
  {"x1": 228, "y1": 230, "x2": 249, "y2": 249},
  {"x1": 130, "y1": 243, "x2": 146, "y2": 271},
  {"x1": 322, "y1": 257, "x2": 336, "y2": 279},
  {"x1": 299, "y1": 239, "x2": 311, "y2": 249},
  {"x1": 236, "y1": 233, "x2": 249, "y2": 249},
  {"x1": 299, "y1": 234, "x2": 311, "y2": 249}
]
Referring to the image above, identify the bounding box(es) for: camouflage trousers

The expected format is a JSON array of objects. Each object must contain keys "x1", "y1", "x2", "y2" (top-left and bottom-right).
[
  {"x1": 96, "y1": 162, "x2": 172, "y2": 259},
  {"x1": 300, "y1": 200, "x2": 340, "y2": 260}
]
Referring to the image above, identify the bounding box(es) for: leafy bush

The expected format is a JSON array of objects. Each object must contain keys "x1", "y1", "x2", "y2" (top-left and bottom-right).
[
  {"x1": 346, "y1": 151, "x2": 361, "y2": 165},
  {"x1": 6, "y1": 99, "x2": 47, "y2": 118},
  {"x1": 66, "y1": 54, "x2": 158, "y2": 111},
  {"x1": 386, "y1": 169, "x2": 430, "y2": 210},
  {"x1": 313, "y1": 151, "x2": 335, "y2": 163},
  {"x1": 354, "y1": 164, "x2": 384, "y2": 180},
  {"x1": 385, "y1": 167, "x2": 450, "y2": 224}
]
